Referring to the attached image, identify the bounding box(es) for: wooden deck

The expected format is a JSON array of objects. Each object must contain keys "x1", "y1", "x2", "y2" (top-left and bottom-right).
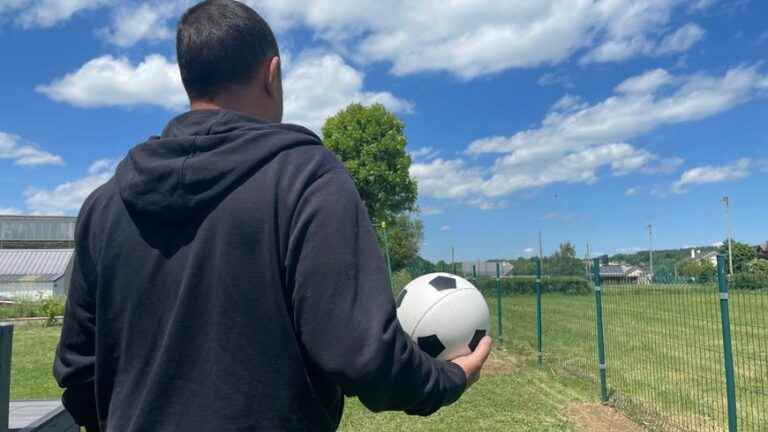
[{"x1": 9, "y1": 401, "x2": 76, "y2": 432}]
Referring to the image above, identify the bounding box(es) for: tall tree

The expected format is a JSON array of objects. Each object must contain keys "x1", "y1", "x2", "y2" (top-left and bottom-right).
[
  {"x1": 720, "y1": 240, "x2": 757, "y2": 273},
  {"x1": 323, "y1": 103, "x2": 421, "y2": 271},
  {"x1": 323, "y1": 103, "x2": 417, "y2": 223}
]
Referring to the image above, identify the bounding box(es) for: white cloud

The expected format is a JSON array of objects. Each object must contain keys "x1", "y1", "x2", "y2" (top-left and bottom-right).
[
  {"x1": 98, "y1": 2, "x2": 182, "y2": 47},
  {"x1": 0, "y1": 207, "x2": 22, "y2": 215},
  {"x1": 672, "y1": 158, "x2": 752, "y2": 193},
  {"x1": 409, "y1": 146, "x2": 439, "y2": 161},
  {"x1": 655, "y1": 23, "x2": 706, "y2": 54},
  {"x1": 537, "y1": 72, "x2": 574, "y2": 88},
  {"x1": 24, "y1": 158, "x2": 116, "y2": 215},
  {"x1": 615, "y1": 69, "x2": 673, "y2": 94},
  {"x1": 440, "y1": 225, "x2": 451, "y2": 232},
  {"x1": 85, "y1": 0, "x2": 712, "y2": 77},
  {"x1": 282, "y1": 52, "x2": 413, "y2": 132},
  {"x1": 0, "y1": 132, "x2": 64, "y2": 166},
  {"x1": 36, "y1": 51, "x2": 411, "y2": 133},
  {"x1": 4, "y1": 0, "x2": 113, "y2": 28},
  {"x1": 625, "y1": 187, "x2": 639, "y2": 196},
  {"x1": 36, "y1": 55, "x2": 187, "y2": 110},
  {"x1": 414, "y1": 65, "x2": 768, "y2": 205}
]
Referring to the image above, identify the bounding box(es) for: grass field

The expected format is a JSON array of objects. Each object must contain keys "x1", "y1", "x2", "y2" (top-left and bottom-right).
[
  {"x1": 492, "y1": 284, "x2": 768, "y2": 432},
  {"x1": 8, "y1": 324, "x2": 625, "y2": 431}
]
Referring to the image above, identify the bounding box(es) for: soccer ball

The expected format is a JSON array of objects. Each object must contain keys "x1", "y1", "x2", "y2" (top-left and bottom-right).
[{"x1": 396, "y1": 272, "x2": 490, "y2": 360}]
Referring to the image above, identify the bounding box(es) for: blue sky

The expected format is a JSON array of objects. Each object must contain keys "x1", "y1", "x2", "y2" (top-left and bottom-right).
[{"x1": 0, "y1": 0, "x2": 766, "y2": 262}]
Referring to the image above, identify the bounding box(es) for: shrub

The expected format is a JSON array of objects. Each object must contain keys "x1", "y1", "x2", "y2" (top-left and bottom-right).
[
  {"x1": 41, "y1": 297, "x2": 65, "y2": 327},
  {"x1": 475, "y1": 276, "x2": 591, "y2": 296},
  {"x1": 391, "y1": 269, "x2": 413, "y2": 295},
  {"x1": 732, "y1": 273, "x2": 768, "y2": 291}
]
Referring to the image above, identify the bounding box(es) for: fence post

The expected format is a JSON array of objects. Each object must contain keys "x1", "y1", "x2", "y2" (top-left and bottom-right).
[
  {"x1": 496, "y1": 262, "x2": 503, "y2": 343},
  {"x1": 592, "y1": 258, "x2": 609, "y2": 403},
  {"x1": 535, "y1": 256, "x2": 543, "y2": 368},
  {"x1": 472, "y1": 264, "x2": 477, "y2": 282},
  {"x1": 1, "y1": 324, "x2": 13, "y2": 432},
  {"x1": 380, "y1": 222, "x2": 393, "y2": 292},
  {"x1": 717, "y1": 255, "x2": 738, "y2": 432}
]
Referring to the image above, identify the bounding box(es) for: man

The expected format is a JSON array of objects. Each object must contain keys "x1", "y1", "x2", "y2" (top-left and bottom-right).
[{"x1": 53, "y1": 1, "x2": 491, "y2": 431}]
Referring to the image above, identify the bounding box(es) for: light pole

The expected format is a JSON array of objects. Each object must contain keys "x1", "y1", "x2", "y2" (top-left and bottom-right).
[
  {"x1": 722, "y1": 196, "x2": 734, "y2": 276},
  {"x1": 647, "y1": 224, "x2": 654, "y2": 279}
]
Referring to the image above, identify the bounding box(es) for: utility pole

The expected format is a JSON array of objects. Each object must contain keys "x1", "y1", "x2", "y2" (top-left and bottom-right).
[
  {"x1": 538, "y1": 230, "x2": 544, "y2": 273},
  {"x1": 647, "y1": 224, "x2": 654, "y2": 279},
  {"x1": 585, "y1": 242, "x2": 591, "y2": 279},
  {"x1": 450, "y1": 245, "x2": 455, "y2": 274},
  {"x1": 722, "y1": 196, "x2": 735, "y2": 276}
]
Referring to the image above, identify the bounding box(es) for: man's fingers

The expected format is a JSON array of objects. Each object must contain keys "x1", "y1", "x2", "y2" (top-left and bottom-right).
[{"x1": 471, "y1": 336, "x2": 492, "y2": 365}]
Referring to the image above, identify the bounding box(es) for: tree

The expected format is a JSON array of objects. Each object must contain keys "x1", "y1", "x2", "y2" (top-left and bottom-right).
[
  {"x1": 720, "y1": 240, "x2": 757, "y2": 273},
  {"x1": 745, "y1": 259, "x2": 768, "y2": 277},
  {"x1": 323, "y1": 104, "x2": 417, "y2": 223},
  {"x1": 548, "y1": 242, "x2": 583, "y2": 276},
  {"x1": 678, "y1": 260, "x2": 715, "y2": 282},
  {"x1": 383, "y1": 213, "x2": 423, "y2": 272},
  {"x1": 323, "y1": 103, "x2": 422, "y2": 273}
]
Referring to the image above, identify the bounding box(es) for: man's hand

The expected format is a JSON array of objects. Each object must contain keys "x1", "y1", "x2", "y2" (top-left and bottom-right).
[{"x1": 450, "y1": 336, "x2": 492, "y2": 389}]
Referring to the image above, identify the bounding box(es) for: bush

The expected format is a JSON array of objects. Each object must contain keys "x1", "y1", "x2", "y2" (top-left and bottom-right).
[
  {"x1": 41, "y1": 297, "x2": 65, "y2": 327},
  {"x1": 391, "y1": 269, "x2": 413, "y2": 295},
  {"x1": 732, "y1": 273, "x2": 768, "y2": 291},
  {"x1": 475, "y1": 276, "x2": 591, "y2": 296},
  {"x1": 0, "y1": 297, "x2": 66, "y2": 324}
]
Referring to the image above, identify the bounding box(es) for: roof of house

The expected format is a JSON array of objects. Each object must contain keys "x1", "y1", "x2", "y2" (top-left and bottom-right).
[
  {"x1": 600, "y1": 264, "x2": 647, "y2": 277},
  {"x1": 0, "y1": 249, "x2": 73, "y2": 282}
]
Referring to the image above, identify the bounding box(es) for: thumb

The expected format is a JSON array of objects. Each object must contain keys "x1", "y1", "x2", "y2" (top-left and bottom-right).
[{"x1": 469, "y1": 336, "x2": 493, "y2": 365}]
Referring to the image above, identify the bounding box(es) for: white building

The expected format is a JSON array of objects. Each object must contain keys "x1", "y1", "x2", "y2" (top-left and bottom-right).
[{"x1": 0, "y1": 249, "x2": 74, "y2": 300}]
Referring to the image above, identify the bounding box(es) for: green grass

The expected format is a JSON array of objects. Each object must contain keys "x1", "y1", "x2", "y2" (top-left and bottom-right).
[
  {"x1": 8, "y1": 324, "x2": 603, "y2": 431},
  {"x1": 9, "y1": 324, "x2": 63, "y2": 400},
  {"x1": 491, "y1": 285, "x2": 768, "y2": 432}
]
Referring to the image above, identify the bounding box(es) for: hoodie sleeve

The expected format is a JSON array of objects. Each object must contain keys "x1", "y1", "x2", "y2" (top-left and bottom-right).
[
  {"x1": 287, "y1": 167, "x2": 467, "y2": 416},
  {"x1": 53, "y1": 212, "x2": 101, "y2": 431}
]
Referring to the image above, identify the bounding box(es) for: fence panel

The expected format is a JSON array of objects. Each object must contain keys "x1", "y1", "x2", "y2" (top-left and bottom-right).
[
  {"x1": 601, "y1": 279, "x2": 728, "y2": 431},
  {"x1": 729, "y1": 276, "x2": 768, "y2": 432}
]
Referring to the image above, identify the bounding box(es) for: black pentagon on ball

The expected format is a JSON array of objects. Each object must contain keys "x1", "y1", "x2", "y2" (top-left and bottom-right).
[
  {"x1": 395, "y1": 288, "x2": 408, "y2": 309},
  {"x1": 468, "y1": 329, "x2": 486, "y2": 352},
  {"x1": 417, "y1": 335, "x2": 446, "y2": 358},
  {"x1": 429, "y1": 275, "x2": 457, "y2": 291}
]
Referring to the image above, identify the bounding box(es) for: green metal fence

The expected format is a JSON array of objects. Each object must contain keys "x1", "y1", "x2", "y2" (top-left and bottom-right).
[{"x1": 497, "y1": 254, "x2": 767, "y2": 432}]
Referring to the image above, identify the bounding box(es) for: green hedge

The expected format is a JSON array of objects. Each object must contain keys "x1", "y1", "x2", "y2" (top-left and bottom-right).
[
  {"x1": 475, "y1": 276, "x2": 590, "y2": 295},
  {"x1": 732, "y1": 273, "x2": 768, "y2": 291}
]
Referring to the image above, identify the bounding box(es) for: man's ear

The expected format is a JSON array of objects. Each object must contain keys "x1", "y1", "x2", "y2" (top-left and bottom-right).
[{"x1": 265, "y1": 56, "x2": 281, "y2": 98}]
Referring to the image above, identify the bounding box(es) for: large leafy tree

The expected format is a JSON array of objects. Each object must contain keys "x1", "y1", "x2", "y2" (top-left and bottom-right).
[
  {"x1": 323, "y1": 103, "x2": 417, "y2": 223},
  {"x1": 323, "y1": 103, "x2": 421, "y2": 271},
  {"x1": 548, "y1": 242, "x2": 583, "y2": 276},
  {"x1": 719, "y1": 240, "x2": 757, "y2": 273}
]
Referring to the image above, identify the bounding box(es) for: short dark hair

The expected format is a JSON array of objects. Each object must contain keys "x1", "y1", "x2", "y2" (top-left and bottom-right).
[{"x1": 177, "y1": 0, "x2": 279, "y2": 101}]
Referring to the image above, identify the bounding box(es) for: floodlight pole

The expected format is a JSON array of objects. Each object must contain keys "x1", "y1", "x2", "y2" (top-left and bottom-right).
[{"x1": 723, "y1": 196, "x2": 735, "y2": 277}]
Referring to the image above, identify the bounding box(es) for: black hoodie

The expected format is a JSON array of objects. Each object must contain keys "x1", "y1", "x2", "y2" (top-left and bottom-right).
[{"x1": 53, "y1": 110, "x2": 466, "y2": 432}]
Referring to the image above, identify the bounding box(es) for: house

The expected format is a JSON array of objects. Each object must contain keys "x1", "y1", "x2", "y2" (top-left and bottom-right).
[
  {"x1": 600, "y1": 264, "x2": 651, "y2": 284},
  {"x1": 460, "y1": 261, "x2": 514, "y2": 278},
  {"x1": 0, "y1": 249, "x2": 74, "y2": 300},
  {"x1": 757, "y1": 242, "x2": 768, "y2": 259},
  {"x1": 686, "y1": 248, "x2": 718, "y2": 267}
]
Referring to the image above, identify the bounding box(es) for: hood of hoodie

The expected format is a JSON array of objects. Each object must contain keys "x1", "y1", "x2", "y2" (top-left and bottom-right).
[{"x1": 116, "y1": 109, "x2": 321, "y2": 221}]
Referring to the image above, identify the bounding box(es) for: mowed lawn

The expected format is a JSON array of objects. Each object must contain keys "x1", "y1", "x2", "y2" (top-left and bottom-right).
[
  {"x1": 8, "y1": 324, "x2": 603, "y2": 432},
  {"x1": 495, "y1": 286, "x2": 768, "y2": 432}
]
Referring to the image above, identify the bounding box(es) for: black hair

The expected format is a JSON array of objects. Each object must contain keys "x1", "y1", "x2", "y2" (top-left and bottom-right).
[{"x1": 177, "y1": 0, "x2": 279, "y2": 101}]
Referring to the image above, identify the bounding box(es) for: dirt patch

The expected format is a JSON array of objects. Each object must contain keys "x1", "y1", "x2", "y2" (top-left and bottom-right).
[
  {"x1": 566, "y1": 403, "x2": 645, "y2": 432},
  {"x1": 480, "y1": 348, "x2": 522, "y2": 376}
]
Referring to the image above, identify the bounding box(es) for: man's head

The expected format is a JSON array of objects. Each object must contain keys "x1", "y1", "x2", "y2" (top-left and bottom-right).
[{"x1": 177, "y1": 0, "x2": 282, "y2": 122}]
